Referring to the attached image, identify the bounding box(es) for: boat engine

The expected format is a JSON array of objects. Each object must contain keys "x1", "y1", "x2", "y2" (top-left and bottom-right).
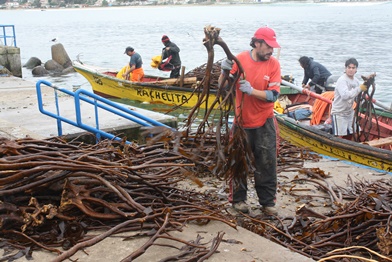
[{"x1": 325, "y1": 75, "x2": 339, "y2": 91}]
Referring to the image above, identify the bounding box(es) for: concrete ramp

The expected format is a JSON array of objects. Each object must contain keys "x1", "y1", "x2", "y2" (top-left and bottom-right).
[{"x1": 0, "y1": 76, "x2": 177, "y2": 141}]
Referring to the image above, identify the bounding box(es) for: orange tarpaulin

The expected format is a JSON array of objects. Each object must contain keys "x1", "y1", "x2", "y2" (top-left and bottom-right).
[{"x1": 310, "y1": 91, "x2": 334, "y2": 125}]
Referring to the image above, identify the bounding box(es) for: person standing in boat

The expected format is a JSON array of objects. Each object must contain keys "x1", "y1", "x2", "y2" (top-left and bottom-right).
[
  {"x1": 299, "y1": 56, "x2": 332, "y2": 94},
  {"x1": 218, "y1": 26, "x2": 281, "y2": 216},
  {"x1": 330, "y1": 58, "x2": 367, "y2": 139},
  {"x1": 123, "y1": 46, "x2": 144, "y2": 82},
  {"x1": 160, "y1": 35, "x2": 181, "y2": 78}
]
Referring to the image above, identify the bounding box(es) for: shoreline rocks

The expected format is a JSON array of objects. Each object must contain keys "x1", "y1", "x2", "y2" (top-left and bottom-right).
[{"x1": 24, "y1": 43, "x2": 75, "y2": 77}]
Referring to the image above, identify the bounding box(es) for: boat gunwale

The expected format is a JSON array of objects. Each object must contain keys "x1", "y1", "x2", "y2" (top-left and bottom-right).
[
  {"x1": 275, "y1": 112, "x2": 392, "y2": 160},
  {"x1": 73, "y1": 61, "x2": 218, "y2": 94}
]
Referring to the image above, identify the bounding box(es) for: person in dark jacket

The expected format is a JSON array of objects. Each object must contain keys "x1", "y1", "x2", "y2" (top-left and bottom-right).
[
  {"x1": 160, "y1": 35, "x2": 181, "y2": 78},
  {"x1": 299, "y1": 56, "x2": 332, "y2": 94}
]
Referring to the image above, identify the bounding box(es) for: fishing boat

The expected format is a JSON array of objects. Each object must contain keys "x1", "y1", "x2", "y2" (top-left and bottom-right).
[
  {"x1": 275, "y1": 78, "x2": 392, "y2": 172},
  {"x1": 74, "y1": 61, "x2": 392, "y2": 171},
  {"x1": 73, "y1": 61, "x2": 220, "y2": 108}
]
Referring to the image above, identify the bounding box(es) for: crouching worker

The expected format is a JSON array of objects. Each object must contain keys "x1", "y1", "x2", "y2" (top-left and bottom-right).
[
  {"x1": 299, "y1": 56, "x2": 332, "y2": 94},
  {"x1": 122, "y1": 46, "x2": 144, "y2": 82}
]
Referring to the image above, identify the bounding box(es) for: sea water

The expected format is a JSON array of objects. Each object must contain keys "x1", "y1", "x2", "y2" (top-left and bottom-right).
[{"x1": 1, "y1": 2, "x2": 391, "y2": 108}]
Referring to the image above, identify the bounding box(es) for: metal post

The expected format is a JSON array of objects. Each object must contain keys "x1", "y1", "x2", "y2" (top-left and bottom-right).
[
  {"x1": 11, "y1": 25, "x2": 16, "y2": 47},
  {"x1": 1, "y1": 26, "x2": 5, "y2": 45}
]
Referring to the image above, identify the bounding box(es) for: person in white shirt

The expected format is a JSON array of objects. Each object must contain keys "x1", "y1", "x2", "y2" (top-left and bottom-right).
[{"x1": 330, "y1": 58, "x2": 367, "y2": 138}]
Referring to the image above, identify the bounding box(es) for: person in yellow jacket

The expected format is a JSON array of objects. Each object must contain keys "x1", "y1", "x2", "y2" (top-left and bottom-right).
[{"x1": 122, "y1": 46, "x2": 144, "y2": 82}]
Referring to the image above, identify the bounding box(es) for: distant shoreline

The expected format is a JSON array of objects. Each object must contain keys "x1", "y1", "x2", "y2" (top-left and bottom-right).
[
  {"x1": 1, "y1": 0, "x2": 389, "y2": 11},
  {"x1": 4, "y1": 3, "x2": 263, "y2": 12}
]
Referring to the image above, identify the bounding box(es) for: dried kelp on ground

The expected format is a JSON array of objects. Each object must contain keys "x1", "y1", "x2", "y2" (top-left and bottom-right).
[
  {"x1": 0, "y1": 136, "x2": 235, "y2": 261},
  {"x1": 2, "y1": 135, "x2": 391, "y2": 262},
  {"x1": 240, "y1": 170, "x2": 392, "y2": 262},
  {"x1": 0, "y1": 133, "x2": 322, "y2": 261}
]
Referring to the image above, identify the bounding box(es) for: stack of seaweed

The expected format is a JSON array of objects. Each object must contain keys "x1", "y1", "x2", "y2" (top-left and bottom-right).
[
  {"x1": 184, "y1": 59, "x2": 223, "y2": 90},
  {"x1": 241, "y1": 170, "x2": 392, "y2": 261},
  {"x1": 0, "y1": 136, "x2": 234, "y2": 261}
]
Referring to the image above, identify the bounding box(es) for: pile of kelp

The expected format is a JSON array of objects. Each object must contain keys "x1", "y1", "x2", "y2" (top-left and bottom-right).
[
  {"x1": 0, "y1": 132, "x2": 316, "y2": 261},
  {"x1": 2, "y1": 135, "x2": 392, "y2": 262},
  {"x1": 241, "y1": 170, "x2": 392, "y2": 262},
  {"x1": 0, "y1": 135, "x2": 235, "y2": 261},
  {"x1": 184, "y1": 59, "x2": 222, "y2": 90}
]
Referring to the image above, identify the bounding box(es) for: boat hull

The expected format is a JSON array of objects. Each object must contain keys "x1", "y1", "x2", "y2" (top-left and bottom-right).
[
  {"x1": 73, "y1": 62, "x2": 218, "y2": 108},
  {"x1": 276, "y1": 114, "x2": 392, "y2": 172},
  {"x1": 275, "y1": 89, "x2": 392, "y2": 172}
]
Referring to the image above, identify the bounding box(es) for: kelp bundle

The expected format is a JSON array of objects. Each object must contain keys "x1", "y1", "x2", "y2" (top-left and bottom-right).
[
  {"x1": 176, "y1": 25, "x2": 254, "y2": 184},
  {"x1": 354, "y1": 73, "x2": 379, "y2": 142}
]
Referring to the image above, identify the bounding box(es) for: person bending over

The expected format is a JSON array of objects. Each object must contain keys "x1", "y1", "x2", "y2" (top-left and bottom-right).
[
  {"x1": 299, "y1": 56, "x2": 332, "y2": 94},
  {"x1": 123, "y1": 46, "x2": 144, "y2": 82}
]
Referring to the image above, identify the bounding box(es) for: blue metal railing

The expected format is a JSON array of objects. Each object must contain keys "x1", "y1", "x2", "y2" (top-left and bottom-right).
[
  {"x1": 36, "y1": 80, "x2": 173, "y2": 144},
  {"x1": 0, "y1": 25, "x2": 17, "y2": 47}
]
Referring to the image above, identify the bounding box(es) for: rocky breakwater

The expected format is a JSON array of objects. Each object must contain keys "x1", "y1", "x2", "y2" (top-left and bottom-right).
[{"x1": 23, "y1": 43, "x2": 75, "y2": 77}]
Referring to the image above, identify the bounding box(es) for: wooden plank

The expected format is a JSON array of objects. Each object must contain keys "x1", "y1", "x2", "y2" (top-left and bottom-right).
[
  {"x1": 150, "y1": 77, "x2": 197, "y2": 86},
  {"x1": 365, "y1": 137, "x2": 392, "y2": 147}
]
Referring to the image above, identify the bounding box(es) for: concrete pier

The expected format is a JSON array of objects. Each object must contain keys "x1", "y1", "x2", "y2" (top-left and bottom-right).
[{"x1": 0, "y1": 76, "x2": 177, "y2": 142}]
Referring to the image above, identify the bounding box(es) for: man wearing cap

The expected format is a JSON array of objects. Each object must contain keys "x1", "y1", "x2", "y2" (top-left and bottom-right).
[
  {"x1": 218, "y1": 27, "x2": 281, "y2": 216},
  {"x1": 123, "y1": 46, "x2": 144, "y2": 82},
  {"x1": 160, "y1": 35, "x2": 181, "y2": 78}
]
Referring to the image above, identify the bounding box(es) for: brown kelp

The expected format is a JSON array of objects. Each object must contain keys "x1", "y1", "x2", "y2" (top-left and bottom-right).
[
  {"x1": 0, "y1": 136, "x2": 235, "y2": 261},
  {"x1": 179, "y1": 25, "x2": 253, "y2": 186},
  {"x1": 241, "y1": 172, "x2": 392, "y2": 262}
]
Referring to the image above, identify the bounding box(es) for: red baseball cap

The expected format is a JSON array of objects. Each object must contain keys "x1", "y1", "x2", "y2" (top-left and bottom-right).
[{"x1": 253, "y1": 27, "x2": 280, "y2": 48}]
